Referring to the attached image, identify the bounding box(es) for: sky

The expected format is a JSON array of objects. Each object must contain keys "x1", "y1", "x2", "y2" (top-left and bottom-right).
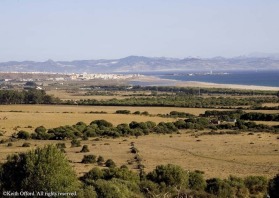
[{"x1": 0, "y1": 0, "x2": 279, "y2": 61}]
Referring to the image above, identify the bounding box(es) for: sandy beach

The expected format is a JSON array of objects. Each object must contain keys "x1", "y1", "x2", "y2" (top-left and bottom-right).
[{"x1": 134, "y1": 75, "x2": 279, "y2": 91}]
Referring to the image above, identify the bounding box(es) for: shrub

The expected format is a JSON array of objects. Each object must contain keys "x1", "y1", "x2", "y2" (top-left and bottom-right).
[
  {"x1": 0, "y1": 145, "x2": 80, "y2": 192},
  {"x1": 81, "y1": 155, "x2": 97, "y2": 164},
  {"x1": 130, "y1": 147, "x2": 139, "y2": 154},
  {"x1": 17, "y1": 130, "x2": 30, "y2": 140},
  {"x1": 94, "y1": 179, "x2": 138, "y2": 198},
  {"x1": 120, "y1": 165, "x2": 128, "y2": 169},
  {"x1": 105, "y1": 159, "x2": 116, "y2": 168},
  {"x1": 226, "y1": 176, "x2": 249, "y2": 198},
  {"x1": 147, "y1": 164, "x2": 189, "y2": 188},
  {"x1": 97, "y1": 156, "x2": 105, "y2": 166},
  {"x1": 206, "y1": 178, "x2": 233, "y2": 197},
  {"x1": 141, "y1": 111, "x2": 149, "y2": 116},
  {"x1": 71, "y1": 139, "x2": 81, "y2": 147},
  {"x1": 115, "y1": 110, "x2": 131, "y2": 114},
  {"x1": 189, "y1": 171, "x2": 206, "y2": 191},
  {"x1": 244, "y1": 176, "x2": 268, "y2": 195},
  {"x1": 56, "y1": 143, "x2": 66, "y2": 149},
  {"x1": 90, "y1": 120, "x2": 113, "y2": 128},
  {"x1": 22, "y1": 142, "x2": 31, "y2": 147},
  {"x1": 81, "y1": 167, "x2": 104, "y2": 184},
  {"x1": 80, "y1": 145, "x2": 90, "y2": 153},
  {"x1": 33, "y1": 126, "x2": 51, "y2": 140},
  {"x1": 7, "y1": 142, "x2": 13, "y2": 147}
]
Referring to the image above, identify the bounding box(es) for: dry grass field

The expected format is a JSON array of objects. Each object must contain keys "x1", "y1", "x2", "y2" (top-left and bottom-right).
[
  {"x1": 0, "y1": 104, "x2": 279, "y2": 180},
  {"x1": 0, "y1": 105, "x2": 182, "y2": 136},
  {"x1": 262, "y1": 103, "x2": 279, "y2": 107},
  {"x1": 0, "y1": 132, "x2": 278, "y2": 179},
  {"x1": 1, "y1": 104, "x2": 279, "y2": 135},
  {"x1": 254, "y1": 121, "x2": 279, "y2": 126}
]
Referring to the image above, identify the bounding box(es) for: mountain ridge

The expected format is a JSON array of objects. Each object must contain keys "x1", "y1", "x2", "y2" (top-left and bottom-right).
[{"x1": 0, "y1": 56, "x2": 279, "y2": 73}]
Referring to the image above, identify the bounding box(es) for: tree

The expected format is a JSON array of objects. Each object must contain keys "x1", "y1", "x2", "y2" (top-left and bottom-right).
[
  {"x1": 147, "y1": 164, "x2": 188, "y2": 188},
  {"x1": 0, "y1": 145, "x2": 80, "y2": 193},
  {"x1": 188, "y1": 171, "x2": 206, "y2": 191}
]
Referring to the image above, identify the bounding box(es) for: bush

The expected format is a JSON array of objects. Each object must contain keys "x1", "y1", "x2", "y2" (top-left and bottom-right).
[
  {"x1": 22, "y1": 142, "x2": 31, "y2": 147},
  {"x1": 141, "y1": 111, "x2": 149, "y2": 116},
  {"x1": 94, "y1": 179, "x2": 138, "y2": 198},
  {"x1": 80, "y1": 145, "x2": 90, "y2": 153},
  {"x1": 7, "y1": 142, "x2": 13, "y2": 147},
  {"x1": 105, "y1": 159, "x2": 116, "y2": 168},
  {"x1": 226, "y1": 176, "x2": 249, "y2": 198},
  {"x1": 17, "y1": 130, "x2": 30, "y2": 140},
  {"x1": 189, "y1": 171, "x2": 206, "y2": 191},
  {"x1": 206, "y1": 178, "x2": 233, "y2": 197},
  {"x1": 0, "y1": 145, "x2": 80, "y2": 192},
  {"x1": 115, "y1": 110, "x2": 131, "y2": 114},
  {"x1": 244, "y1": 176, "x2": 268, "y2": 195},
  {"x1": 97, "y1": 156, "x2": 105, "y2": 166},
  {"x1": 81, "y1": 167, "x2": 104, "y2": 184},
  {"x1": 90, "y1": 120, "x2": 113, "y2": 128},
  {"x1": 130, "y1": 147, "x2": 139, "y2": 154},
  {"x1": 71, "y1": 139, "x2": 81, "y2": 147},
  {"x1": 81, "y1": 155, "x2": 97, "y2": 164},
  {"x1": 33, "y1": 126, "x2": 52, "y2": 140},
  {"x1": 147, "y1": 164, "x2": 188, "y2": 188},
  {"x1": 56, "y1": 143, "x2": 66, "y2": 149}
]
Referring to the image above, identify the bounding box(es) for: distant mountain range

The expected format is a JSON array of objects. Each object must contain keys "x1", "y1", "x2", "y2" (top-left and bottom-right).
[{"x1": 1, "y1": 56, "x2": 279, "y2": 73}]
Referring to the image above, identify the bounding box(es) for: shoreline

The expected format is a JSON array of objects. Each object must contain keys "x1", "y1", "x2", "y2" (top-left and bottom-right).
[
  {"x1": 175, "y1": 81, "x2": 279, "y2": 91},
  {"x1": 133, "y1": 75, "x2": 279, "y2": 91}
]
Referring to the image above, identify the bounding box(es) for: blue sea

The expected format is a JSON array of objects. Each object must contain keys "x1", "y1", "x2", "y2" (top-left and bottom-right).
[{"x1": 136, "y1": 70, "x2": 279, "y2": 87}]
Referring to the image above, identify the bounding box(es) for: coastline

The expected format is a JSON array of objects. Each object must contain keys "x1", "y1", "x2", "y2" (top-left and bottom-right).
[
  {"x1": 133, "y1": 75, "x2": 279, "y2": 91},
  {"x1": 175, "y1": 81, "x2": 279, "y2": 91}
]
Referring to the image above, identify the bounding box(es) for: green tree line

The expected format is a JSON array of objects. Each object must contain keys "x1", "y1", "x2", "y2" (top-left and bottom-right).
[{"x1": 0, "y1": 90, "x2": 60, "y2": 104}]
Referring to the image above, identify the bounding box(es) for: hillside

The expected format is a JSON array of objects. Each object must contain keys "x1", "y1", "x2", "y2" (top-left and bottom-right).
[{"x1": 1, "y1": 56, "x2": 279, "y2": 73}]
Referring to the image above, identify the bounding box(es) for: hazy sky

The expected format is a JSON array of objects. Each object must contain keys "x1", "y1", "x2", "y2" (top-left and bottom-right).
[{"x1": 0, "y1": 0, "x2": 279, "y2": 61}]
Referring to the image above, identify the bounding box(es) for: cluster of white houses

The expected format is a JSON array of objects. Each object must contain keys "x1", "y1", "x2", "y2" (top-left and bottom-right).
[
  {"x1": 0, "y1": 72, "x2": 142, "y2": 82},
  {"x1": 68, "y1": 73, "x2": 141, "y2": 80}
]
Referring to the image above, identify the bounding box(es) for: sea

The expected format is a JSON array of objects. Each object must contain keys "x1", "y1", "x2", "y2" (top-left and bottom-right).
[{"x1": 130, "y1": 70, "x2": 279, "y2": 87}]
